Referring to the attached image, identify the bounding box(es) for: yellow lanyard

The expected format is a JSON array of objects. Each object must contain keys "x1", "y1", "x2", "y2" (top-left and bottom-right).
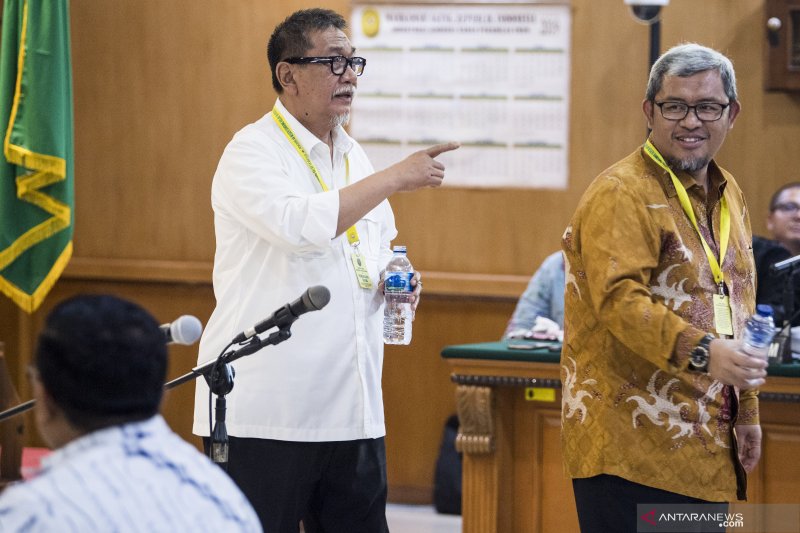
[
  {"x1": 271, "y1": 106, "x2": 361, "y2": 247},
  {"x1": 643, "y1": 140, "x2": 730, "y2": 289}
]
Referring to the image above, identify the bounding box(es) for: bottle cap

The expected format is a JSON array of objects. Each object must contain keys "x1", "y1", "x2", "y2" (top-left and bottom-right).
[
  {"x1": 755, "y1": 304, "x2": 774, "y2": 317},
  {"x1": 392, "y1": 245, "x2": 407, "y2": 253}
]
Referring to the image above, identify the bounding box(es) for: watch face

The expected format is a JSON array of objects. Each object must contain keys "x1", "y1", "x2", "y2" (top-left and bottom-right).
[{"x1": 691, "y1": 346, "x2": 709, "y2": 369}]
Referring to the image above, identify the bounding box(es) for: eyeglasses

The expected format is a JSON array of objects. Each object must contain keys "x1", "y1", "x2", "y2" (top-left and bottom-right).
[
  {"x1": 283, "y1": 55, "x2": 366, "y2": 76},
  {"x1": 772, "y1": 202, "x2": 800, "y2": 215},
  {"x1": 654, "y1": 101, "x2": 730, "y2": 122}
]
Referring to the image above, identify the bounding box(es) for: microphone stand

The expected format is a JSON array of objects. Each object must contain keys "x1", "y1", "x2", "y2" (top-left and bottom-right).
[
  {"x1": 208, "y1": 359, "x2": 234, "y2": 467},
  {"x1": 164, "y1": 327, "x2": 292, "y2": 390},
  {"x1": 0, "y1": 399, "x2": 35, "y2": 422},
  {"x1": 165, "y1": 326, "x2": 293, "y2": 467}
]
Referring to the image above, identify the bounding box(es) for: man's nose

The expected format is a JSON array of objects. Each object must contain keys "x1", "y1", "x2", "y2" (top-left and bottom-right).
[
  {"x1": 340, "y1": 64, "x2": 358, "y2": 82},
  {"x1": 679, "y1": 108, "x2": 704, "y2": 127}
]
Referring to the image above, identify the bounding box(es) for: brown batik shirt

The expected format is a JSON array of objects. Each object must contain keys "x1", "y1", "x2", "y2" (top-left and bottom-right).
[{"x1": 560, "y1": 145, "x2": 758, "y2": 502}]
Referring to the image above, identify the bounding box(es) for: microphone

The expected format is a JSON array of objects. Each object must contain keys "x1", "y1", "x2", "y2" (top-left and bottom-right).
[
  {"x1": 771, "y1": 254, "x2": 800, "y2": 273},
  {"x1": 160, "y1": 315, "x2": 203, "y2": 345},
  {"x1": 231, "y1": 286, "x2": 330, "y2": 344}
]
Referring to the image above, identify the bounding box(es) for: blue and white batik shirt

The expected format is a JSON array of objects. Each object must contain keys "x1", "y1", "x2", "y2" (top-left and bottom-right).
[{"x1": 0, "y1": 415, "x2": 261, "y2": 532}]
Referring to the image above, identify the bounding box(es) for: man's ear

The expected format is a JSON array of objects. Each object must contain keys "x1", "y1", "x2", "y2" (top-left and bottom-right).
[
  {"x1": 276, "y1": 63, "x2": 298, "y2": 95},
  {"x1": 32, "y1": 378, "x2": 60, "y2": 422},
  {"x1": 642, "y1": 99, "x2": 655, "y2": 130},
  {"x1": 726, "y1": 100, "x2": 741, "y2": 129}
]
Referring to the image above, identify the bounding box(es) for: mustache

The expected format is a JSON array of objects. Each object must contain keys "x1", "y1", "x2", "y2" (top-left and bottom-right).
[{"x1": 333, "y1": 85, "x2": 356, "y2": 97}]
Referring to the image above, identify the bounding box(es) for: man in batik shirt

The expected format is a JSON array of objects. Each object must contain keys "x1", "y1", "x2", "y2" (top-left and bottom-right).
[{"x1": 561, "y1": 43, "x2": 769, "y2": 533}]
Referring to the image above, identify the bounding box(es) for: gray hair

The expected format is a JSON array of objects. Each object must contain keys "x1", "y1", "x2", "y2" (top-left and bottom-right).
[{"x1": 645, "y1": 43, "x2": 738, "y2": 102}]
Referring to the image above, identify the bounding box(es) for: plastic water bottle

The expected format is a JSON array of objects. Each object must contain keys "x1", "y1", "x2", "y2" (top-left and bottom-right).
[
  {"x1": 383, "y1": 245, "x2": 414, "y2": 345},
  {"x1": 741, "y1": 304, "x2": 776, "y2": 360}
]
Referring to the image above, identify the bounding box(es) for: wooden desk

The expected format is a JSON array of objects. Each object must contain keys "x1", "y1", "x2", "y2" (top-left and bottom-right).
[{"x1": 442, "y1": 341, "x2": 800, "y2": 533}]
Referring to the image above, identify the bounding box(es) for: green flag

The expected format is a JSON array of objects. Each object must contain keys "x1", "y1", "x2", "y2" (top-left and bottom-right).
[{"x1": 0, "y1": 0, "x2": 73, "y2": 313}]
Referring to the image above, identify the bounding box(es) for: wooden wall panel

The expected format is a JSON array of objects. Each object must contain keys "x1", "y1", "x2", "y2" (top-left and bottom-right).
[
  {"x1": 63, "y1": 0, "x2": 800, "y2": 280},
  {"x1": 760, "y1": 423, "x2": 800, "y2": 502},
  {"x1": 1, "y1": 0, "x2": 799, "y2": 505},
  {"x1": 69, "y1": 0, "x2": 349, "y2": 262},
  {"x1": 383, "y1": 297, "x2": 513, "y2": 501}
]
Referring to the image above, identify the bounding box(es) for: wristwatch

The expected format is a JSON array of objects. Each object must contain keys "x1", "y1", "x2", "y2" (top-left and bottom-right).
[{"x1": 688, "y1": 334, "x2": 715, "y2": 372}]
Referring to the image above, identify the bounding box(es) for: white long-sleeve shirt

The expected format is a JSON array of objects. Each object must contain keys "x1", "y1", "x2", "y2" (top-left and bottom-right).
[
  {"x1": 193, "y1": 98, "x2": 396, "y2": 442},
  {"x1": 0, "y1": 416, "x2": 261, "y2": 532}
]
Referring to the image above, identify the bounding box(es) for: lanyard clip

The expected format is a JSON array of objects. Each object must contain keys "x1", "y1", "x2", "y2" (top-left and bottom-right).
[{"x1": 346, "y1": 226, "x2": 360, "y2": 248}]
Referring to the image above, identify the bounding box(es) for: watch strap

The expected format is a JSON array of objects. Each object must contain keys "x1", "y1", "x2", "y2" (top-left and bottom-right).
[{"x1": 689, "y1": 333, "x2": 715, "y2": 372}]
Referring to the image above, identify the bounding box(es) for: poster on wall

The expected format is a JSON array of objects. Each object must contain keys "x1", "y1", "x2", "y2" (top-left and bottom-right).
[{"x1": 349, "y1": 3, "x2": 571, "y2": 189}]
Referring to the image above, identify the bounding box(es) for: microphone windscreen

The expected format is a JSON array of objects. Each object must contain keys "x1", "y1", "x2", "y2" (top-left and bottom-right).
[
  {"x1": 306, "y1": 285, "x2": 331, "y2": 310},
  {"x1": 170, "y1": 315, "x2": 203, "y2": 345}
]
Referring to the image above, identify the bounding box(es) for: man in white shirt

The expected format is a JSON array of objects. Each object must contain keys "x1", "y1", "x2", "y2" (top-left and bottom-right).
[
  {"x1": 192, "y1": 8, "x2": 458, "y2": 532},
  {"x1": 0, "y1": 294, "x2": 261, "y2": 533}
]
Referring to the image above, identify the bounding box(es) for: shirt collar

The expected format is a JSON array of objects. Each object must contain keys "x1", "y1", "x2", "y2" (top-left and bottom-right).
[
  {"x1": 274, "y1": 98, "x2": 354, "y2": 156},
  {"x1": 707, "y1": 160, "x2": 728, "y2": 198}
]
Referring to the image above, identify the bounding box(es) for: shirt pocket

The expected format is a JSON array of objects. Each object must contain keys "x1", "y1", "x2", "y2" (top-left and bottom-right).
[{"x1": 358, "y1": 209, "x2": 384, "y2": 281}]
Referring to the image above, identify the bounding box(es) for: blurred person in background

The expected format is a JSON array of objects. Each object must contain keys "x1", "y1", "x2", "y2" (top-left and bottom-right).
[
  {"x1": 753, "y1": 182, "x2": 800, "y2": 326},
  {"x1": 503, "y1": 251, "x2": 565, "y2": 339}
]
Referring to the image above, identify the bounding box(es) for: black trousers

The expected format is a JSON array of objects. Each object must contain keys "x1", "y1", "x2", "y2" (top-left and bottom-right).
[
  {"x1": 572, "y1": 474, "x2": 728, "y2": 533},
  {"x1": 207, "y1": 436, "x2": 389, "y2": 533}
]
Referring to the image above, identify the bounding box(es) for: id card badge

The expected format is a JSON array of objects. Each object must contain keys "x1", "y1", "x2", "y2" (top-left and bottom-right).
[
  {"x1": 350, "y1": 249, "x2": 373, "y2": 289},
  {"x1": 713, "y1": 294, "x2": 734, "y2": 336}
]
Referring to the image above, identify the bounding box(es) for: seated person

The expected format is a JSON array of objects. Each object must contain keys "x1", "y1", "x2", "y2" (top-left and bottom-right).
[
  {"x1": 755, "y1": 182, "x2": 800, "y2": 326},
  {"x1": 0, "y1": 294, "x2": 261, "y2": 532},
  {"x1": 503, "y1": 251, "x2": 565, "y2": 339},
  {"x1": 767, "y1": 181, "x2": 800, "y2": 257}
]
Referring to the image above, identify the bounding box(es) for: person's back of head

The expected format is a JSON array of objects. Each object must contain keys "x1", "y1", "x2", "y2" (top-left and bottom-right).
[
  {"x1": 267, "y1": 8, "x2": 347, "y2": 93},
  {"x1": 34, "y1": 294, "x2": 167, "y2": 437},
  {"x1": 645, "y1": 43, "x2": 738, "y2": 103}
]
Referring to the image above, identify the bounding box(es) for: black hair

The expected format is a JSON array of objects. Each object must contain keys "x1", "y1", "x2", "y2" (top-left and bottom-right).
[
  {"x1": 35, "y1": 294, "x2": 167, "y2": 432},
  {"x1": 267, "y1": 8, "x2": 347, "y2": 93},
  {"x1": 769, "y1": 181, "x2": 800, "y2": 211}
]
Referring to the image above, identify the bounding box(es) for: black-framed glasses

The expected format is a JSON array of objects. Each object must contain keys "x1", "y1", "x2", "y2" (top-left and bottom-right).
[
  {"x1": 654, "y1": 101, "x2": 730, "y2": 122},
  {"x1": 772, "y1": 202, "x2": 800, "y2": 215},
  {"x1": 283, "y1": 55, "x2": 366, "y2": 76}
]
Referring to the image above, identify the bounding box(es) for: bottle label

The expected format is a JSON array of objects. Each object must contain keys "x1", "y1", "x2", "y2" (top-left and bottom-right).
[{"x1": 385, "y1": 272, "x2": 414, "y2": 293}]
